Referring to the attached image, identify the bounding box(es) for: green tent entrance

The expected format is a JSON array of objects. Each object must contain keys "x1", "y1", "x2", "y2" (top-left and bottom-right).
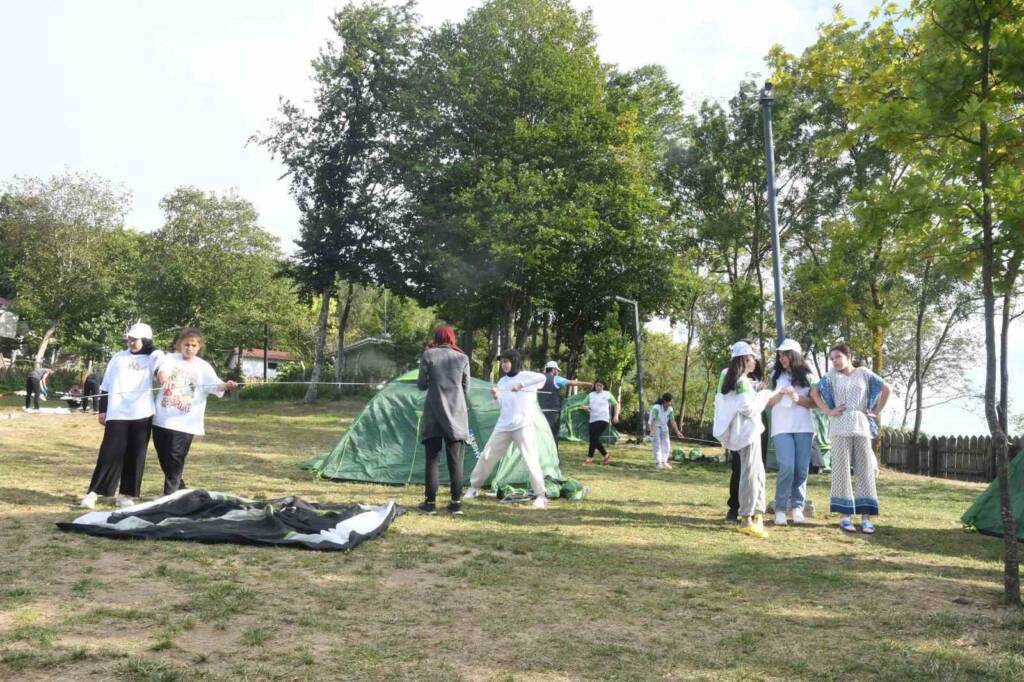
[
  {"x1": 304, "y1": 370, "x2": 562, "y2": 491},
  {"x1": 559, "y1": 392, "x2": 620, "y2": 444},
  {"x1": 961, "y1": 449, "x2": 1024, "y2": 540}
]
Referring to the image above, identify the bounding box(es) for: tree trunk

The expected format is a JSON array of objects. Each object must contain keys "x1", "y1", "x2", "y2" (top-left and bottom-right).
[
  {"x1": 305, "y1": 288, "x2": 332, "y2": 404},
  {"x1": 514, "y1": 300, "x2": 532, "y2": 350},
  {"x1": 539, "y1": 312, "x2": 550, "y2": 365},
  {"x1": 999, "y1": 256, "x2": 1020, "y2": 433},
  {"x1": 483, "y1": 321, "x2": 500, "y2": 383},
  {"x1": 696, "y1": 365, "x2": 713, "y2": 427},
  {"x1": 678, "y1": 297, "x2": 696, "y2": 427},
  {"x1": 33, "y1": 321, "x2": 59, "y2": 368},
  {"x1": 978, "y1": 18, "x2": 1020, "y2": 607},
  {"x1": 460, "y1": 323, "x2": 474, "y2": 367},
  {"x1": 333, "y1": 282, "x2": 355, "y2": 399},
  {"x1": 912, "y1": 259, "x2": 932, "y2": 439}
]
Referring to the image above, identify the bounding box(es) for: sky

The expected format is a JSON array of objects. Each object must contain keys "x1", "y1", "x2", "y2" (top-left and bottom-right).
[{"x1": 1, "y1": 0, "x2": 1019, "y2": 435}]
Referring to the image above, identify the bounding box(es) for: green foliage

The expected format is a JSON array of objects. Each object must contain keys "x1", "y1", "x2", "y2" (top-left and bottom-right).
[{"x1": 580, "y1": 315, "x2": 634, "y2": 390}]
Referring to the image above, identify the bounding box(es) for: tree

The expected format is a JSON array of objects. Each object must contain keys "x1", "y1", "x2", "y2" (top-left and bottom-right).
[
  {"x1": 139, "y1": 187, "x2": 301, "y2": 364},
  {"x1": 257, "y1": 1, "x2": 418, "y2": 402},
  {"x1": 0, "y1": 172, "x2": 136, "y2": 365}
]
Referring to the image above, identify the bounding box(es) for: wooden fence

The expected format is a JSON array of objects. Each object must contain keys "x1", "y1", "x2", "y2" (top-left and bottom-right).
[
  {"x1": 879, "y1": 433, "x2": 1022, "y2": 483},
  {"x1": 680, "y1": 417, "x2": 1019, "y2": 483}
]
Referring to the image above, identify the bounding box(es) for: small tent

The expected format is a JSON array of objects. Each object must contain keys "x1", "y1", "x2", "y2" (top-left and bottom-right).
[
  {"x1": 961, "y1": 449, "x2": 1024, "y2": 540},
  {"x1": 304, "y1": 370, "x2": 562, "y2": 491},
  {"x1": 558, "y1": 392, "x2": 620, "y2": 444}
]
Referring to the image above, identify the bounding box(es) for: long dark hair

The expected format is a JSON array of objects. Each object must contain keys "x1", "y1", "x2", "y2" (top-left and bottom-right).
[
  {"x1": 772, "y1": 350, "x2": 811, "y2": 388},
  {"x1": 131, "y1": 339, "x2": 155, "y2": 356},
  {"x1": 720, "y1": 356, "x2": 749, "y2": 394}
]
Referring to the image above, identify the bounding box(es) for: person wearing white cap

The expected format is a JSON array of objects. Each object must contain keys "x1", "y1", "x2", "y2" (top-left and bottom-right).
[
  {"x1": 713, "y1": 341, "x2": 773, "y2": 538},
  {"x1": 766, "y1": 339, "x2": 817, "y2": 526},
  {"x1": 537, "y1": 360, "x2": 593, "y2": 444},
  {"x1": 80, "y1": 322, "x2": 164, "y2": 510}
]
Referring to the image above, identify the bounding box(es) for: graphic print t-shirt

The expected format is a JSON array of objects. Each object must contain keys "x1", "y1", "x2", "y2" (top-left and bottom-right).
[
  {"x1": 101, "y1": 350, "x2": 164, "y2": 421},
  {"x1": 153, "y1": 353, "x2": 224, "y2": 436}
]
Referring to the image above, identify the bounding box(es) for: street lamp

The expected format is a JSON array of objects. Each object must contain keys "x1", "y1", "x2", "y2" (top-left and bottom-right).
[
  {"x1": 759, "y1": 81, "x2": 786, "y2": 346},
  {"x1": 614, "y1": 296, "x2": 645, "y2": 442}
]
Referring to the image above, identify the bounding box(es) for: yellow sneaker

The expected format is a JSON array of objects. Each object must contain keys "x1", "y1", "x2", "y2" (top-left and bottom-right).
[{"x1": 737, "y1": 515, "x2": 769, "y2": 539}]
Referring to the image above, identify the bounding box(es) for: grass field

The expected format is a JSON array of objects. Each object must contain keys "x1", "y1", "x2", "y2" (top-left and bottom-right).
[{"x1": 1, "y1": 396, "x2": 1022, "y2": 681}]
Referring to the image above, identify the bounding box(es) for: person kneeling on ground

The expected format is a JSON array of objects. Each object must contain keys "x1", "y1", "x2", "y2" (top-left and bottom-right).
[{"x1": 464, "y1": 349, "x2": 550, "y2": 509}]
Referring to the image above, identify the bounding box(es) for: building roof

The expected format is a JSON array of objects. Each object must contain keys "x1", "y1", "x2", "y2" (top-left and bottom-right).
[
  {"x1": 340, "y1": 336, "x2": 394, "y2": 355},
  {"x1": 237, "y1": 348, "x2": 299, "y2": 362}
]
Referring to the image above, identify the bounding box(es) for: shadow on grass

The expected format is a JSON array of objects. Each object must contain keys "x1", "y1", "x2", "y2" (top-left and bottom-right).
[{"x1": 0, "y1": 488, "x2": 76, "y2": 506}]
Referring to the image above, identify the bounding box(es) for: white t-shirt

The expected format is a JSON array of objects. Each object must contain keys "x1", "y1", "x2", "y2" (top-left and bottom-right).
[
  {"x1": 770, "y1": 372, "x2": 816, "y2": 436},
  {"x1": 493, "y1": 371, "x2": 546, "y2": 432},
  {"x1": 588, "y1": 390, "x2": 617, "y2": 423},
  {"x1": 649, "y1": 403, "x2": 673, "y2": 429},
  {"x1": 100, "y1": 350, "x2": 164, "y2": 421},
  {"x1": 153, "y1": 353, "x2": 225, "y2": 436}
]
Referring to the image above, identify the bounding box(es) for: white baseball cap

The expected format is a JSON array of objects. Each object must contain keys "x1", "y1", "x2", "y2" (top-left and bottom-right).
[
  {"x1": 730, "y1": 341, "x2": 756, "y2": 358},
  {"x1": 126, "y1": 322, "x2": 153, "y2": 339},
  {"x1": 544, "y1": 360, "x2": 559, "y2": 370},
  {"x1": 777, "y1": 338, "x2": 802, "y2": 354}
]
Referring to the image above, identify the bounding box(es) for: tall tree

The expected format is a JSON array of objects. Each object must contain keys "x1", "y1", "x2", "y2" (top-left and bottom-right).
[{"x1": 257, "y1": 1, "x2": 418, "y2": 402}]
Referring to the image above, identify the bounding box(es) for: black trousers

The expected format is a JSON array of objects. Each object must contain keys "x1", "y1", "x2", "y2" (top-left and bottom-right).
[
  {"x1": 587, "y1": 420, "x2": 609, "y2": 459},
  {"x1": 544, "y1": 411, "x2": 560, "y2": 442},
  {"x1": 83, "y1": 379, "x2": 100, "y2": 412},
  {"x1": 87, "y1": 417, "x2": 152, "y2": 497},
  {"x1": 152, "y1": 425, "x2": 194, "y2": 496},
  {"x1": 423, "y1": 437, "x2": 464, "y2": 503},
  {"x1": 25, "y1": 377, "x2": 41, "y2": 409},
  {"x1": 727, "y1": 450, "x2": 741, "y2": 514}
]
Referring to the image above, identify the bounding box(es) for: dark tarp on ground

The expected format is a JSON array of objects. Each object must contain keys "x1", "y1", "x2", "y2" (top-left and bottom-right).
[
  {"x1": 961, "y1": 449, "x2": 1024, "y2": 540},
  {"x1": 57, "y1": 489, "x2": 399, "y2": 551}
]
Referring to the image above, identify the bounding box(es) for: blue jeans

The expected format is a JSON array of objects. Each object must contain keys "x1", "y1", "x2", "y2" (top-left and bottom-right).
[{"x1": 773, "y1": 432, "x2": 813, "y2": 512}]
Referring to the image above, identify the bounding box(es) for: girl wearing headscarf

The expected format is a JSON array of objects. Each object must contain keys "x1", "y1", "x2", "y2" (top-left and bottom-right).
[
  {"x1": 416, "y1": 326, "x2": 471, "y2": 514},
  {"x1": 80, "y1": 322, "x2": 164, "y2": 509},
  {"x1": 464, "y1": 349, "x2": 549, "y2": 509}
]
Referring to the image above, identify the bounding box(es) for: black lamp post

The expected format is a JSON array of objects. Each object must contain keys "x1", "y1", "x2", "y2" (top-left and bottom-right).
[{"x1": 759, "y1": 81, "x2": 786, "y2": 346}]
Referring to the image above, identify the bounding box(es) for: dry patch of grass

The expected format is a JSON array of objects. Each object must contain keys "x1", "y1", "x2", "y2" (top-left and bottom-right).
[{"x1": 1, "y1": 398, "x2": 1022, "y2": 680}]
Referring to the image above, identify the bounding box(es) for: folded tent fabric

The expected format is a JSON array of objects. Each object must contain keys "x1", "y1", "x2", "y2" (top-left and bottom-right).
[{"x1": 57, "y1": 489, "x2": 399, "y2": 551}]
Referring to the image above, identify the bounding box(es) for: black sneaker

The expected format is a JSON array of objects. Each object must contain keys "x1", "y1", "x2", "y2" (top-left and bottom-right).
[
  {"x1": 446, "y1": 502, "x2": 463, "y2": 516},
  {"x1": 418, "y1": 501, "x2": 437, "y2": 515},
  {"x1": 725, "y1": 510, "x2": 739, "y2": 523}
]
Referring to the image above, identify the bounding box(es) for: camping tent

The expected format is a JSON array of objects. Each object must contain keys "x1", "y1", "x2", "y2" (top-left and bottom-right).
[
  {"x1": 961, "y1": 449, "x2": 1024, "y2": 540},
  {"x1": 559, "y1": 392, "x2": 620, "y2": 444},
  {"x1": 304, "y1": 370, "x2": 562, "y2": 491}
]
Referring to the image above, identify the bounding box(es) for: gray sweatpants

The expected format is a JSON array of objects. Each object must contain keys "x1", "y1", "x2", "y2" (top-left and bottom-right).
[{"x1": 738, "y1": 437, "x2": 766, "y2": 516}]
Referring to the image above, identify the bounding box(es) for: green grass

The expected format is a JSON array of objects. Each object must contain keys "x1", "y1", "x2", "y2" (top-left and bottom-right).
[{"x1": 0, "y1": 397, "x2": 1021, "y2": 680}]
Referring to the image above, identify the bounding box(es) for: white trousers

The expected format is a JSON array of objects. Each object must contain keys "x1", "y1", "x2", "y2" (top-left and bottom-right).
[
  {"x1": 469, "y1": 426, "x2": 546, "y2": 497},
  {"x1": 651, "y1": 425, "x2": 670, "y2": 464}
]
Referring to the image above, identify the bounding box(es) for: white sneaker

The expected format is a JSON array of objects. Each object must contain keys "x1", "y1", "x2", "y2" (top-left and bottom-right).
[
  {"x1": 114, "y1": 494, "x2": 134, "y2": 509},
  {"x1": 532, "y1": 496, "x2": 548, "y2": 509},
  {"x1": 463, "y1": 486, "x2": 479, "y2": 499},
  {"x1": 662, "y1": 461, "x2": 673, "y2": 469},
  {"x1": 655, "y1": 462, "x2": 664, "y2": 469},
  {"x1": 774, "y1": 511, "x2": 788, "y2": 526},
  {"x1": 79, "y1": 491, "x2": 98, "y2": 509},
  {"x1": 791, "y1": 508, "x2": 806, "y2": 524}
]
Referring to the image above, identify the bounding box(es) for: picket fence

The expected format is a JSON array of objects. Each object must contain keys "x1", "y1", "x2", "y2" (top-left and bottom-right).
[{"x1": 680, "y1": 417, "x2": 1018, "y2": 483}]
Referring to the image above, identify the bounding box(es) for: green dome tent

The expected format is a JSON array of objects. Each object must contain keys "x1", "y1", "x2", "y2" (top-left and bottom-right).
[
  {"x1": 558, "y1": 391, "x2": 620, "y2": 444},
  {"x1": 304, "y1": 370, "x2": 563, "y2": 491},
  {"x1": 961, "y1": 449, "x2": 1024, "y2": 540}
]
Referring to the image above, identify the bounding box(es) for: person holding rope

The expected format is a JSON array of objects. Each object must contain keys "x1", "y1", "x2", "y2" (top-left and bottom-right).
[
  {"x1": 811, "y1": 343, "x2": 890, "y2": 534},
  {"x1": 152, "y1": 328, "x2": 237, "y2": 496},
  {"x1": 464, "y1": 349, "x2": 550, "y2": 509},
  {"x1": 537, "y1": 360, "x2": 592, "y2": 446},
  {"x1": 415, "y1": 326, "x2": 471, "y2": 515},
  {"x1": 649, "y1": 393, "x2": 684, "y2": 469},
  {"x1": 80, "y1": 323, "x2": 163, "y2": 509}
]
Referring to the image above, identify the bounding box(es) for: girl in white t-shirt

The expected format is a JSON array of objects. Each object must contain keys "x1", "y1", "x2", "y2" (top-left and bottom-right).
[
  {"x1": 649, "y1": 393, "x2": 684, "y2": 469},
  {"x1": 581, "y1": 380, "x2": 619, "y2": 465},
  {"x1": 765, "y1": 339, "x2": 817, "y2": 526},
  {"x1": 80, "y1": 323, "x2": 164, "y2": 509},
  {"x1": 152, "y1": 328, "x2": 237, "y2": 495}
]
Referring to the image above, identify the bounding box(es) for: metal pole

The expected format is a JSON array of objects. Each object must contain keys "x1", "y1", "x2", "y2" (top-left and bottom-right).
[
  {"x1": 760, "y1": 81, "x2": 786, "y2": 346},
  {"x1": 263, "y1": 323, "x2": 269, "y2": 382},
  {"x1": 615, "y1": 296, "x2": 645, "y2": 442}
]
